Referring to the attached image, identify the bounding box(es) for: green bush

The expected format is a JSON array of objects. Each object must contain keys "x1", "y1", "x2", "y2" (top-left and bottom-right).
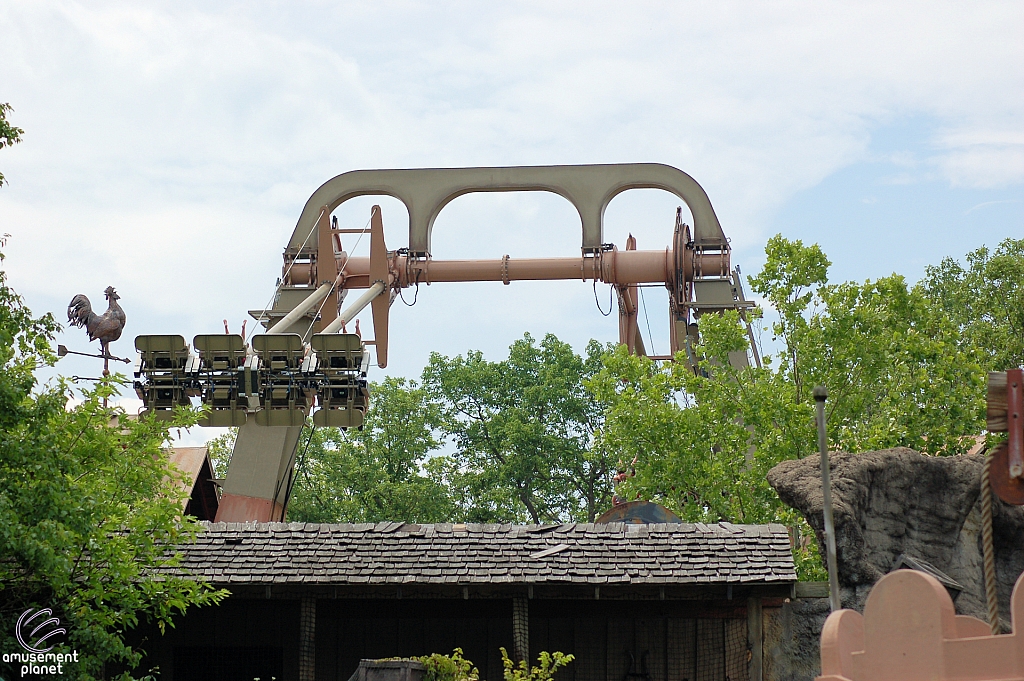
[
  {"x1": 382, "y1": 648, "x2": 572, "y2": 681},
  {"x1": 417, "y1": 648, "x2": 479, "y2": 681},
  {"x1": 500, "y1": 648, "x2": 574, "y2": 681}
]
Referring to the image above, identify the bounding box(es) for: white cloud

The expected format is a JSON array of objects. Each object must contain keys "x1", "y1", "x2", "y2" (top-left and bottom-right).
[
  {"x1": 0, "y1": 0, "x2": 1021, "y2": 393},
  {"x1": 964, "y1": 199, "x2": 1021, "y2": 215},
  {"x1": 931, "y1": 130, "x2": 1024, "y2": 188}
]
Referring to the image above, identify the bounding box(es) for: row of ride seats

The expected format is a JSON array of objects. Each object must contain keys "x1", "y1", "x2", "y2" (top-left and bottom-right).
[{"x1": 133, "y1": 333, "x2": 369, "y2": 429}]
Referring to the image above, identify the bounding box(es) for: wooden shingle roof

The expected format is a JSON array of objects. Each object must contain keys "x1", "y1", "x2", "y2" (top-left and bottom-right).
[{"x1": 173, "y1": 521, "x2": 796, "y2": 586}]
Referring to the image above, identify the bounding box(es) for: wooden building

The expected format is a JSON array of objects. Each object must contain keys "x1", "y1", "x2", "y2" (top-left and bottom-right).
[
  {"x1": 169, "y1": 446, "x2": 220, "y2": 521},
  {"x1": 138, "y1": 521, "x2": 795, "y2": 681}
]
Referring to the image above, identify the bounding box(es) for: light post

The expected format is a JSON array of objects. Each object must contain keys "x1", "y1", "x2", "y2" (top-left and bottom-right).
[{"x1": 814, "y1": 385, "x2": 841, "y2": 612}]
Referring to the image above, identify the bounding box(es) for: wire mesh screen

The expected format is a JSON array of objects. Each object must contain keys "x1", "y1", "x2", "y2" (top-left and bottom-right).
[
  {"x1": 513, "y1": 596, "x2": 530, "y2": 662},
  {"x1": 173, "y1": 646, "x2": 283, "y2": 681},
  {"x1": 724, "y1": 619, "x2": 748, "y2": 681},
  {"x1": 648, "y1": 617, "x2": 748, "y2": 681},
  {"x1": 534, "y1": 614, "x2": 748, "y2": 681}
]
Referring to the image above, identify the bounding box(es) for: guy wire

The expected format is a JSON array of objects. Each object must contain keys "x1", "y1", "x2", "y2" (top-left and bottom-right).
[
  {"x1": 639, "y1": 286, "x2": 656, "y2": 356},
  {"x1": 278, "y1": 423, "x2": 317, "y2": 521},
  {"x1": 248, "y1": 208, "x2": 324, "y2": 342}
]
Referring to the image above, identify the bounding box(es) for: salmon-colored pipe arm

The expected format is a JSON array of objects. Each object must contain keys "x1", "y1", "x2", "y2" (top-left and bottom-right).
[{"x1": 281, "y1": 247, "x2": 703, "y2": 289}]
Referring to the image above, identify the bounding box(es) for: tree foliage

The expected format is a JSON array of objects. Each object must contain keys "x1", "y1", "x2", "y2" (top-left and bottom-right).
[
  {"x1": 423, "y1": 333, "x2": 611, "y2": 523},
  {"x1": 272, "y1": 335, "x2": 613, "y2": 525},
  {"x1": 923, "y1": 238, "x2": 1024, "y2": 372},
  {"x1": 0, "y1": 102, "x2": 24, "y2": 187},
  {"x1": 745, "y1": 234, "x2": 985, "y2": 455},
  {"x1": 287, "y1": 377, "x2": 455, "y2": 523},
  {"x1": 414, "y1": 648, "x2": 480, "y2": 681},
  {"x1": 596, "y1": 234, "x2": 987, "y2": 534},
  {"x1": 590, "y1": 314, "x2": 811, "y2": 525},
  {"x1": 589, "y1": 235, "x2": 998, "y2": 581},
  {"x1": 212, "y1": 378, "x2": 454, "y2": 524},
  {"x1": 0, "y1": 246, "x2": 226, "y2": 679},
  {"x1": 500, "y1": 648, "x2": 574, "y2": 681}
]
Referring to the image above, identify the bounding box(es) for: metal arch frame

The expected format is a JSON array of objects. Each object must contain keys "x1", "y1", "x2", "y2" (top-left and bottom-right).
[
  {"x1": 288, "y1": 163, "x2": 729, "y2": 256},
  {"x1": 201, "y1": 163, "x2": 742, "y2": 525}
]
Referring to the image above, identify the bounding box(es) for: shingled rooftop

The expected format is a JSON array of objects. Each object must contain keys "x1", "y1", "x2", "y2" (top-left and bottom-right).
[
  {"x1": 174, "y1": 520, "x2": 797, "y2": 586},
  {"x1": 136, "y1": 520, "x2": 797, "y2": 679}
]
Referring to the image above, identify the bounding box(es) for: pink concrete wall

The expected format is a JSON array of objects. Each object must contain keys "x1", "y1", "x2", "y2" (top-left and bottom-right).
[{"x1": 818, "y1": 569, "x2": 1024, "y2": 681}]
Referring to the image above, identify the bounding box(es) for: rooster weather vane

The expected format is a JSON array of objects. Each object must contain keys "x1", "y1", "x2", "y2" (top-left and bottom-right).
[{"x1": 62, "y1": 286, "x2": 130, "y2": 389}]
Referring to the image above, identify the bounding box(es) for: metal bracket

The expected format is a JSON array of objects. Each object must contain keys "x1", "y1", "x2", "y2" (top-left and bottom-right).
[
  {"x1": 986, "y1": 369, "x2": 1024, "y2": 504},
  {"x1": 1008, "y1": 368, "x2": 1023, "y2": 479}
]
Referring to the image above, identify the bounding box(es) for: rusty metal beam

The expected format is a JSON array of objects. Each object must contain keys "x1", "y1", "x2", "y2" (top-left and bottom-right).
[{"x1": 284, "y1": 249, "x2": 683, "y2": 288}]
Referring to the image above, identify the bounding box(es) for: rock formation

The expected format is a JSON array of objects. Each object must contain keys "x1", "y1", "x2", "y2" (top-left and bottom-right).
[{"x1": 763, "y1": 447, "x2": 1024, "y2": 680}]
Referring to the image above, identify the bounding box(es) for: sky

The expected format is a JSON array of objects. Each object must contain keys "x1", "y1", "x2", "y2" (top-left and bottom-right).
[{"x1": 1, "y1": 1, "x2": 1021, "y2": 444}]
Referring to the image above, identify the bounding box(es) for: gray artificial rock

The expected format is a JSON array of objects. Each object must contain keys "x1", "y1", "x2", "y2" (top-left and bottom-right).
[
  {"x1": 762, "y1": 596, "x2": 830, "y2": 681},
  {"x1": 764, "y1": 447, "x2": 1024, "y2": 680}
]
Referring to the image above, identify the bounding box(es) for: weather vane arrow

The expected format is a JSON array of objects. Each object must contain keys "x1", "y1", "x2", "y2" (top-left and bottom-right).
[{"x1": 57, "y1": 345, "x2": 130, "y2": 363}]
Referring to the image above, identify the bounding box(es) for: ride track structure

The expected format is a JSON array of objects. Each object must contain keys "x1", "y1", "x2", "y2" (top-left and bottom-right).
[{"x1": 133, "y1": 163, "x2": 755, "y2": 523}]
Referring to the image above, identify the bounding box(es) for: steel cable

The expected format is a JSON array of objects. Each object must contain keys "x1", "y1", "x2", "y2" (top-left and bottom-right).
[
  {"x1": 593, "y1": 278, "x2": 613, "y2": 316},
  {"x1": 639, "y1": 286, "x2": 656, "y2": 356},
  {"x1": 247, "y1": 208, "x2": 325, "y2": 342}
]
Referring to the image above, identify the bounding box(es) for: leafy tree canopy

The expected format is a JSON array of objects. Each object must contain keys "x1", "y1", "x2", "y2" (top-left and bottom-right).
[
  {"x1": 212, "y1": 334, "x2": 613, "y2": 525},
  {"x1": 291, "y1": 376, "x2": 455, "y2": 523},
  {"x1": 597, "y1": 235, "x2": 987, "y2": 530},
  {"x1": 422, "y1": 333, "x2": 611, "y2": 523},
  {"x1": 923, "y1": 238, "x2": 1024, "y2": 372},
  {"x1": 0, "y1": 102, "x2": 24, "y2": 187},
  {"x1": 589, "y1": 235, "x2": 1005, "y2": 578},
  {"x1": 0, "y1": 244, "x2": 226, "y2": 679},
  {"x1": 211, "y1": 377, "x2": 454, "y2": 523}
]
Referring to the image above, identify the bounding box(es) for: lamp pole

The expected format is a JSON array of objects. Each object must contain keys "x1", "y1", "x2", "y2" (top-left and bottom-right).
[{"x1": 814, "y1": 385, "x2": 842, "y2": 612}]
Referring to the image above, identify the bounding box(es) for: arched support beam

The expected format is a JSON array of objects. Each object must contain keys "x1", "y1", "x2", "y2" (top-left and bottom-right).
[{"x1": 288, "y1": 163, "x2": 728, "y2": 256}]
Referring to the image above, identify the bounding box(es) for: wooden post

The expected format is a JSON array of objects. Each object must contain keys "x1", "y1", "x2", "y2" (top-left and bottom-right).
[
  {"x1": 815, "y1": 385, "x2": 842, "y2": 612},
  {"x1": 987, "y1": 371, "x2": 1008, "y2": 431},
  {"x1": 747, "y1": 596, "x2": 763, "y2": 681}
]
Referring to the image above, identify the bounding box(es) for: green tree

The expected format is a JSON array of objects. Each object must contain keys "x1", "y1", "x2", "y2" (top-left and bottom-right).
[
  {"x1": 283, "y1": 377, "x2": 454, "y2": 523},
  {"x1": 422, "y1": 333, "x2": 611, "y2": 523},
  {"x1": 593, "y1": 236, "x2": 987, "y2": 578},
  {"x1": 748, "y1": 234, "x2": 984, "y2": 455},
  {"x1": 748, "y1": 235, "x2": 830, "y2": 400},
  {"x1": 0, "y1": 102, "x2": 24, "y2": 186},
  {"x1": 802, "y1": 274, "x2": 984, "y2": 454},
  {"x1": 206, "y1": 427, "x2": 235, "y2": 479},
  {"x1": 0, "y1": 245, "x2": 226, "y2": 679},
  {"x1": 590, "y1": 312, "x2": 812, "y2": 525},
  {"x1": 209, "y1": 378, "x2": 453, "y2": 524},
  {"x1": 923, "y1": 238, "x2": 1024, "y2": 372}
]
